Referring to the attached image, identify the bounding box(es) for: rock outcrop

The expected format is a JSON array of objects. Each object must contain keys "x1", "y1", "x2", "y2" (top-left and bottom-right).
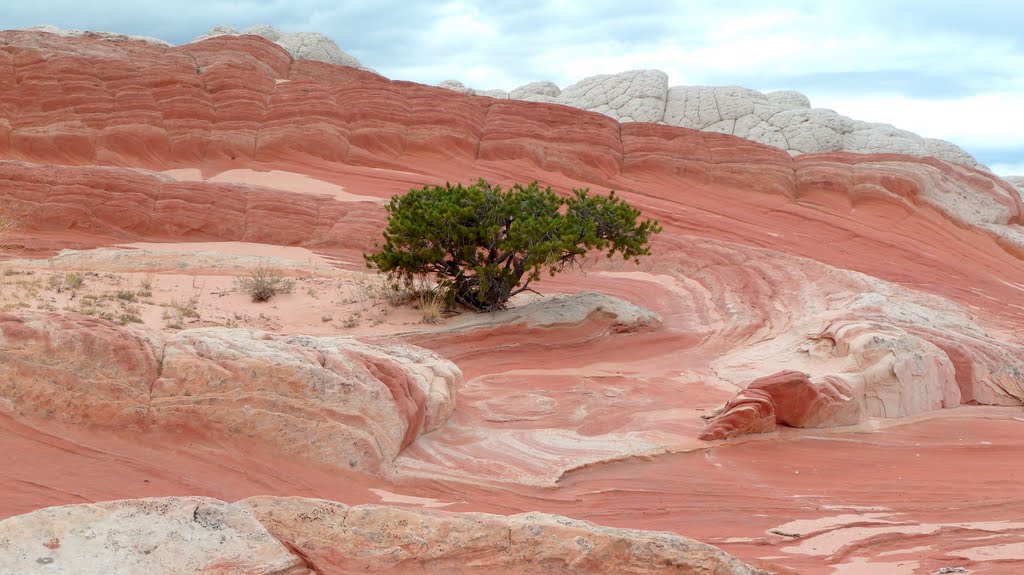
[
  {"x1": 193, "y1": 25, "x2": 365, "y2": 69},
  {"x1": 446, "y1": 71, "x2": 986, "y2": 170},
  {"x1": 0, "y1": 312, "x2": 459, "y2": 473},
  {"x1": 1007, "y1": 175, "x2": 1024, "y2": 196},
  {"x1": 700, "y1": 371, "x2": 862, "y2": 440},
  {"x1": 697, "y1": 389, "x2": 776, "y2": 441},
  {"x1": 750, "y1": 371, "x2": 861, "y2": 428},
  {"x1": 3, "y1": 29, "x2": 1024, "y2": 574},
  {"x1": 10, "y1": 24, "x2": 1010, "y2": 176},
  {"x1": 0, "y1": 495, "x2": 768, "y2": 575},
  {"x1": 0, "y1": 497, "x2": 311, "y2": 575},
  {"x1": 22, "y1": 24, "x2": 172, "y2": 47}
]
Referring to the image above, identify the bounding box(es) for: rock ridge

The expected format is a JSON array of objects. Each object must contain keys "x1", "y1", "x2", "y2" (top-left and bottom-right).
[
  {"x1": 0, "y1": 495, "x2": 769, "y2": 575},
  {"x1": 0, "y1": 311, "x2": 460, "y2": 474},
  {"x1": 442, "y1": 69, "x2": 988, "y2": 171}
]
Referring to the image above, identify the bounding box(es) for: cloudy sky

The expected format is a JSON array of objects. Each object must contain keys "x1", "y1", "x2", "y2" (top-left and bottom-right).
[{"x1": 5, "y1": 1, "x2": 1024, "y2": 174}]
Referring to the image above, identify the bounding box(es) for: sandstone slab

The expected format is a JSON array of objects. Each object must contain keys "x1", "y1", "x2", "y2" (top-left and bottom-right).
[
  {"x1": 0, "y1": 312, "x2": 459, "y2": 473},
  {"x1": 0, "y1": 497, "x2": 310, "y2": 575}
]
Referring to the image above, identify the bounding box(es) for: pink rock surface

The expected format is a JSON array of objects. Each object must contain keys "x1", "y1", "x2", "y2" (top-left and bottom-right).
[
  {"x1": 2, "y1": 30, "x2": 1024, "y2": 575},
  {"x1": 0, "y1": 495, "x2": 765, "y2": 575},
  {"x1": 237, "y1": 496, "x2": 766, "y2": 574},
  {"x1": 697, "y1": 389, "x2": 777, "y2": 441},
  {"x1": 0, "y1": 312, "x2": 459, "y2": 474},
  {"x1": 0, "y1": 497, "x2": 311, "y2": 575},
  {"x1": 751, "y1": 372, "x2": 861, "y2": 428}
]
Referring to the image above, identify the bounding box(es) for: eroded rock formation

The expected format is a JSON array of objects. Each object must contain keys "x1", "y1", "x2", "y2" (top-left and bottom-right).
[
  {"x1": 0, "y1": 496, "x2": 766, "y2": 575},
  {"x1": 2, "y1": 29, "x2": 1024, "y2": 574},
  {"x1": 449, "y1": 69, "x2": 987, "y2": 170},
  {"x1": 0, "y1": 497, "x2": 311, "y2": 575},
  {"x1": 193, "y1": 25, "x2": 366, "y2": 69},
  {"x1": 0, "y1": 312, "x2": 459, "y2": 473}
]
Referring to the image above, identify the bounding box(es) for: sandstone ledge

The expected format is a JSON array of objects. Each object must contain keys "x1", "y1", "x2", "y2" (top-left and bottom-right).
[{"x1": 0, "y1": 495, "x2": 768, "y2": 575}]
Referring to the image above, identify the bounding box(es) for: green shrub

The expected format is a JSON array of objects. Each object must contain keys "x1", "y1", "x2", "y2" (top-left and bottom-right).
[{"x1": 364, "y1": 179, "x2": 661, "y2": 311}]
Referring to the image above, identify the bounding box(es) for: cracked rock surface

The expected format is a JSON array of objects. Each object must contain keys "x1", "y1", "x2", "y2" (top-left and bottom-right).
[{"x1": 446, "y1": 70, "x2": 991, "y2": 171}]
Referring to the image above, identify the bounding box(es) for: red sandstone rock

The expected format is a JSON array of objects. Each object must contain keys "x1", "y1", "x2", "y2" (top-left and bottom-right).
[
  {"x1": 3, "y1": 30, "x2": 1024, "y2": 575},
  {"x1": 749, "y1": 371, "x2": 861, "y2": 428},
  {"x1": 0, "y1": 494, "x2": 768, "y2": 575},
  {"x1": 0, "y1": 312, "x2": 459, "y2": 474},
  {"x1": 236, "y1": 496, "x2": 768, "y2": 574},
  {"x1": 697, "y1": 389, "x2": 776, "y2": 441}
]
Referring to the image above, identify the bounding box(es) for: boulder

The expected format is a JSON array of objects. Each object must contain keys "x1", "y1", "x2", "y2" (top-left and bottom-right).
[
  {"x1": 697, "y1": 389, "x2": 776, "y2": 441},
  {"x1": 437, "y1": 79, "x2": 474, "y2": 94},
  {"x1": 748, "y1": 371, "x2": 861, "y2": 428},
  {"x1": 0, "y1": 497, "x2": 310, "y2": 575},
  {"x1": 237, "y1": 496, "x2": 769, "y2": 574},
  {"x1": 509, "y1": 80, "x2": 561, "y2": 101},
  {"x1": 276, "y1": 32, "x2": 363, "y2": 68}
]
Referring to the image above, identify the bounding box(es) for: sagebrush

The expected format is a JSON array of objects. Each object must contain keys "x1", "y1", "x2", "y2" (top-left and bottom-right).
[{"x1": 237, "y1": 265, "x2": 294, "y2": 303}]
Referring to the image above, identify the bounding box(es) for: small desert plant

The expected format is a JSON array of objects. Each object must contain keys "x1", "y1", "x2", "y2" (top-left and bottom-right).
[
  {"x1": 115, "y1": 289, "x2": 137, "y2": 302},
  {"x1": 0, "y1": 206, "x2": 19, "y2": 250},
  {"x1": 138, "y1": 274, "x2": 154, "y2": 298},
  {"x1": 117, "y1": 311, "x2": 143, "y2": 325},
  {"x1": 418, "y1": 287, "x2": 446, "y2": 324},
  {"x1": 345, "y1": 272, "x2": 416, "y2": 306},
  {"x1": 237, "y1": 265, "x2": 294, "y2": 303},
  {"x1": 170, "y1": 295, "x2": 200, "y2": 319},
  {"x1": 49, "y1": 272, "x2": 85, "y2": 293}
]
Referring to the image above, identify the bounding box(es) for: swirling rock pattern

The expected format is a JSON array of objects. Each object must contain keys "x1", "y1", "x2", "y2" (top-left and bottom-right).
[
  {"x1": 450, "y1": 70, "x2": 988, "y2": 170},
  {"x1": 194, "y1": 25, "x2": 365, "y2": 69},
  {"x1": 0, "y1": 312, "x2": 459, "y2": 474},
  {"x1": 2, "y1": 29, "x2": 1024, "y2": 574}
]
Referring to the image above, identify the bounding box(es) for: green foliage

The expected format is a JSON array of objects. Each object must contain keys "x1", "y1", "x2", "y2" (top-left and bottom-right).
[{"x1": 364, "y1": 179, "x2": 662, "y2": 311}]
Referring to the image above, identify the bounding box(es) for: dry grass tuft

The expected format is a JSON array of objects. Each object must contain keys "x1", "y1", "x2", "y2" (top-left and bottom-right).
[{"x1": 237, "y1": 264, "x2": 294, "y2": 303}]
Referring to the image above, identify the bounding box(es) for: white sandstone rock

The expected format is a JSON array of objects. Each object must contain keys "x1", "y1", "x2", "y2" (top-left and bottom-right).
[
  {"x1": 1003, "y1": 176, "x2": 1024, "y2": 197},
  {"x1": 488, "y1": 68, "x2": 982, "y2": 169},
  {"x1": 555, "y1": 70, "x2": 669, "y2": 123},
  {"x1": 437, "y1": 79, "x2": 474, "y2": 94},
  {"x1": 194, "y1": 25, "x2": 365, "y2": 69},
  {"x1": 446, "y1": 291, "x2": 661, "y2": 332},
  {"x1": 509, "y1": 80, "x2": 562, "y2": 100},
  {"x1": 0, "y1": 497, "x2": 309, "y2": 575},
  {"x1": 27, "y1": 25, "x2": 172, "y2": 47},
  {"x1": 242, "y1": 24, "x2": 283, "y2": 42},
  {"x1": 191, "y1": 25, "x2": 239, "y2": 42},
  {"x1": 477, "y1": 89, "x2": 509, "y2": 99},
  {"x1": 275, "y1": 31, "x2": 362, "y2": 68},
  {"x1": 766, "y1": 90, "x2": 811, "y2": 109}
]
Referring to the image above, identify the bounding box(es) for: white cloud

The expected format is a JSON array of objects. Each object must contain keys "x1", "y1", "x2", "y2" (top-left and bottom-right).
[
  {"x1": 812, "y1": 92, "x2": 1024, "y2": 150},
  {"x1": 991, "y1": 162, "x2": 1024, "y2": 178}
]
